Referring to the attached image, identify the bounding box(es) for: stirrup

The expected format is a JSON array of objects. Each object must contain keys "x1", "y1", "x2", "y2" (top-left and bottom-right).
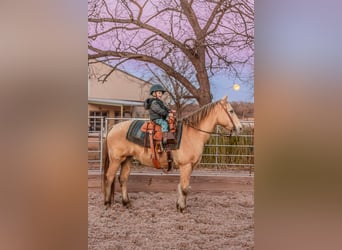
[
  {"x1": 162, "y1": 135, "x2": 168, "y2": 145},
  {"x1": 167, "y1": 132, "x2": 176, "y2": 144}
]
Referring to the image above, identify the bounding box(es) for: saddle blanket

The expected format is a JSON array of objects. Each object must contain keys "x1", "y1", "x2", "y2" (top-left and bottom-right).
[{"x1": 126, "y1": 120, "x2": 183, "y2": 150}]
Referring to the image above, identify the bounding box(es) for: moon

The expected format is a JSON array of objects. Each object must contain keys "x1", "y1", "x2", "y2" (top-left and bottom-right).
[{"x1": 233, "y1": 83, "x2": 240, "y2": 91}]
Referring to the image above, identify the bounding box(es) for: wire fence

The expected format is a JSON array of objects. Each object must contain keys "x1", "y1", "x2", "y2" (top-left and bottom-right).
[
  {"x1": 201, "y1": 125, "x2": 254, "y2": 173},
  {"x1": 88, "y1": 117, "x2": 254, "y2": 174}
]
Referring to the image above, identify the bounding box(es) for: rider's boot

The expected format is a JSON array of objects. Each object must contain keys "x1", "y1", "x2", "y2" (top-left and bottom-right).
[{"x1": 162, "y1": 132, "x2": 168, "y2": 145}]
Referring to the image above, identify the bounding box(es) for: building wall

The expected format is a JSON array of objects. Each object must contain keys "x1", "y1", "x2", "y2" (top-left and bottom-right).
[
  {"x1": 88, "y1": 61, "x2": 151, "y2": 101},
  {"x1": 88, "y1": 61, "x2": 152, "y2": 133}
]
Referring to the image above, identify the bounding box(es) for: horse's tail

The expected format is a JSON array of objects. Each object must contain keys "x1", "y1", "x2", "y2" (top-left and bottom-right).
[
  {"x1": 102, "y1": 136, "x2": 115, "y2": 203},
  {"x1": 102, "y1": 137, "x2": 109, "y2": 188}
]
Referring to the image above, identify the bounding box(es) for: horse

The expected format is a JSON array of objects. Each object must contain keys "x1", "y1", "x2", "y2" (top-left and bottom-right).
[{"x1": 102, "y1": 96, "x2": 242, "y2": 212}]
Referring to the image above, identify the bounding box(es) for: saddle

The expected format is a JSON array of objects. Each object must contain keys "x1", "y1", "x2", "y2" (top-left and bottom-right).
[{"x1": 140, "y1": 116, "x2": 177, "y2": 172}]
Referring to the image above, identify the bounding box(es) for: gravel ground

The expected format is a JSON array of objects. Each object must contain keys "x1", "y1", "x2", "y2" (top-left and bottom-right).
[{"x1": 88, "y1": 190, "x2": 254, "y2": 249}]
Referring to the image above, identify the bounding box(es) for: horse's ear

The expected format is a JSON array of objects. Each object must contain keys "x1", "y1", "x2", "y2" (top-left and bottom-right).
[{"x1": 220, "y1": 96, "x2": 228, "y2": 103}]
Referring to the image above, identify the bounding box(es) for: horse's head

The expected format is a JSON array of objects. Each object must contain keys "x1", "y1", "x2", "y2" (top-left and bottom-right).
[{"x1": 217, "y1": 96, "x2": 242, "y2": 135}]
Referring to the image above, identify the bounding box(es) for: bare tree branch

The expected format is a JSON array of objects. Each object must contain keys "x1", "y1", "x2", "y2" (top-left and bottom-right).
[
  {"x1": 88, "y1": 45, "x2": 199, "y2": 95},
  {"x1": 88, "y1": 0, "x2": 254, "y2": 106}
]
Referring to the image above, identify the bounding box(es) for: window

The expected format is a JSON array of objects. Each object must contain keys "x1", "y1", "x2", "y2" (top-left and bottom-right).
[{"x1": 89, "y1": 111, "x2": 108, "y2": 132}]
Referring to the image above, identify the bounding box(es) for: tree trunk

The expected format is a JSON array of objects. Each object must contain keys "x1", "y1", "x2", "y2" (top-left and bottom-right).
[{"x1": 194, "y1": 55, "x2": 212, "y2": 106}]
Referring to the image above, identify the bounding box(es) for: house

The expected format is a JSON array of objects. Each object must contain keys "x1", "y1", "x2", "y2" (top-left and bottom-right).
[{"x1": 88, "y1": 61, "x2": 152, "y2": 131}]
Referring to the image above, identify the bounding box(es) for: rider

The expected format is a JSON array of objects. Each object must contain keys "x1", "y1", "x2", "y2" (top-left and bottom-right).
[{"x1": 145, "y1": 84, "x2": 175, "y2": 144}]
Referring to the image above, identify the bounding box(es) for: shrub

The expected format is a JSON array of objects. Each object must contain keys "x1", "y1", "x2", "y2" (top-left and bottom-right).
[{"x1": 201, "y1": 126, "x2": 254, "y2": 171}]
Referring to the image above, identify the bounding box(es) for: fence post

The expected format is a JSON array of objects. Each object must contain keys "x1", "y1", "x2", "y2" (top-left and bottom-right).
[
  {"x1": 99, "y1": 117, "x2": 104, "y2": 176},
  {"x1": 215, "y1": 126, "x2": 218, "y2": 170}
]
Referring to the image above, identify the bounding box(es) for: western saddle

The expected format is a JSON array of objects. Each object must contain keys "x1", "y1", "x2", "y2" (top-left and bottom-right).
[{"x1": 140, "y1": 114, "x2": 176, "y2": 172}]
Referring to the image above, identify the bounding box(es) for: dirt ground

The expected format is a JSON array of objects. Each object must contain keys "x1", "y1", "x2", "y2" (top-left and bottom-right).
[{"x1": 88, "y1": 171, "x2": 254, "y2": 250}]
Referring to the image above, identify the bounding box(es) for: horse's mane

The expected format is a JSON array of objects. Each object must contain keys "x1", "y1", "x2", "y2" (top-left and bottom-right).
[{"x1": 182, "y1": 101, "x2": 218, "y2": 127}]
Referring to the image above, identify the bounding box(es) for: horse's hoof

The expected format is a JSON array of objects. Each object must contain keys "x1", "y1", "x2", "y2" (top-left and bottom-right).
[
  {"x1": 104, "y1": 202, "x2": 111, "y2": 210},
  {"x1": 123, "y1": 200, "x2": 132, "y2": 208},
  {"x1": 176, "y1": 203, "x2": 185, "y2": 213}
]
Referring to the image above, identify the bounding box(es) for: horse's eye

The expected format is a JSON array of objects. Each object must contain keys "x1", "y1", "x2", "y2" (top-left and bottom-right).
[{"x1": 229, "y1": 110, "x2": 234, "y2": 114}]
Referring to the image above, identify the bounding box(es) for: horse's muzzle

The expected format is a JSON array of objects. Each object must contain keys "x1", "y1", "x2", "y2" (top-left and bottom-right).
[{"x1": 233, "y1": 126, "x2": 242, "y2": 135}]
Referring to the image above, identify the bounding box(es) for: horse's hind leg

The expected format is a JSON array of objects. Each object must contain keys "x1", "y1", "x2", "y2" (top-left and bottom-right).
[
  {"x1": 177, "y1": 163, "x2": 193, "y2": 212},
  {"x1": 104, "y1": 159, "x2": 121, "y2": 208},
  {"x1": 119, "y1": 158, "x2": 132, "y2": 208}
]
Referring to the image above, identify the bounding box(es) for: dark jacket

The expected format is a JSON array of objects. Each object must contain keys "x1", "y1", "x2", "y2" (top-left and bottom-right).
[{"x1": 148, "y1": 98, "x2": 170, "y2": 121}]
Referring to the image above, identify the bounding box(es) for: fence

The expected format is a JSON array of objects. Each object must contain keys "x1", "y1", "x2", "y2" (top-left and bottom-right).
[
  {"x1": 88, "y1": 117, "x2": 254, "y2": 173},
  {"x1": 201, "y1": 124, "x2": 254, "y2": 173},
  {"x1": 88, "y1": 116, "x2": 104, "y2": 172}
]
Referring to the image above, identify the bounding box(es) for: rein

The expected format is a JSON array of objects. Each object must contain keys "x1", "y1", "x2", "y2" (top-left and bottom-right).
[
  {"x1": 186, "y1": 124, "x2": 233, "y2": 137},
  {"x1": 185, "y1": 101, "x2": 237, "y2": 137}
]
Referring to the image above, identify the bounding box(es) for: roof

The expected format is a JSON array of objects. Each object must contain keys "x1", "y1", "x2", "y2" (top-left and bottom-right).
[
  {"x1": 89, "y1": 60, "x2": 153, "y2": 87},
  {"x1": 88, "y1": 98, "x2": 144, "y2": 106}
]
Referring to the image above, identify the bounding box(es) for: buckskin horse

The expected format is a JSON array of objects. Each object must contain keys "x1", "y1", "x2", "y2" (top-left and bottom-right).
[{"x1": 102, "y1": 96, "x2": 242, "y2": 212}]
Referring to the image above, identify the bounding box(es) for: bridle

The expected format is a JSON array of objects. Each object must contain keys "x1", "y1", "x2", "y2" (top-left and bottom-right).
[
  {"x1": 219, "y1": 102, "x2": 238, "y2": 131},
  {"x1": 186, "y1": 102, "x2": 238, "y2": 137}
]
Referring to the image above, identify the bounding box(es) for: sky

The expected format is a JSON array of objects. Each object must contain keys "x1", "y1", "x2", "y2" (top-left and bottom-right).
[
  {"x1": 211, "y1": 75, "x2": 254, "y2": 103},
  {"x1": 120, "y1": 62, "x2": 254, "y2": 103}
]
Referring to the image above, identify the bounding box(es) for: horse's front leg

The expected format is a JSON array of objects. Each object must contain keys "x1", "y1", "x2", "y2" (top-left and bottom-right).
[
  {"x1": 177, "y1": 163, "x2": 193, "y2": 212},
  {"x1": 119, "y1": 158, "x2": 132, "y2": 208}
]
